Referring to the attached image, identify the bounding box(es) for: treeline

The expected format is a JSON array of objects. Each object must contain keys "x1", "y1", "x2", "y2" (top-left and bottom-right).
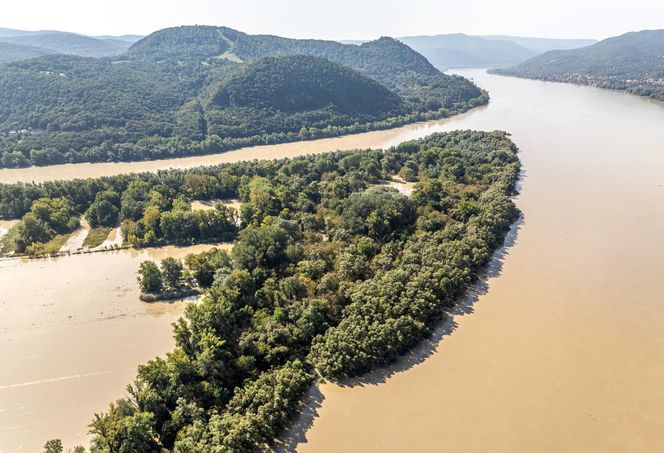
[
  {"x1": 1, "y1": 129, "x2": 495, "y2": 254},
  {"x1": 0, "y1": 26, "x2": 486, "y2": 168},
  {"x1": 68, "y1": 130, "x2": 521, "y2": 451}
]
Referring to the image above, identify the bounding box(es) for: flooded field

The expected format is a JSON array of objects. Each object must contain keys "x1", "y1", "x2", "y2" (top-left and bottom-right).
[{"x1": 0, "y1": 244, "x2": 219, "y2": 451}]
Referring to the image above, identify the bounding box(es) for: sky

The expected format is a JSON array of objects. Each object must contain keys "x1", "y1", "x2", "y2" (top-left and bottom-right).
[{"x1": 2, "y1": 0, "x2": 663, "y2": 40}]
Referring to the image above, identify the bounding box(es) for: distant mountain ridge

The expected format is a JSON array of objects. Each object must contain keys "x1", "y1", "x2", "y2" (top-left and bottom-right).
[
  {"x1": 0, "y1": 26, "x2": 596, "y2": 68},
  {"x1": 493, "y1": 29, "x2": 664, "y2": 101},
  {"x1": 0, "y1": 42, "x2": 58, "y2": 64},
  {"x1": 94, "y1": 35, "x2": 144, "y2": 43},
  {"x1": 0, "y1": 27, "x2": 141, "y2": 61},
  {"x1": 0, "y1": 32, "x2": 128, "y2": 57},
  {"x1": 399, "y1": 34, "x2": 536, "y2": 69},
  {"x1": 479, "y1": 35, "x2": 596, "y2": 53},
  {"x1": 345, "y1": 34, "x2": 595, "y2": 70}
]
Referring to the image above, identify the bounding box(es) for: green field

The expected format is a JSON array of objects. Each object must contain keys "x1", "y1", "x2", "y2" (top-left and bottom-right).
[{"x1": 82, "y1": 227, "x2": 112, "y2": 248}]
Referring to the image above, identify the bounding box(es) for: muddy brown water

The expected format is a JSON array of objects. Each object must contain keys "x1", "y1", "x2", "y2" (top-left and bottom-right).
[
  {"x1": 0, "y1": 245, "x2": 222, "y2": 452},
  {"x1": 283, "y1": 70, "x2": 664, "y2": 452},
  {"x1": 3, "y1": 69, "x2": 664, "y2": 451}
]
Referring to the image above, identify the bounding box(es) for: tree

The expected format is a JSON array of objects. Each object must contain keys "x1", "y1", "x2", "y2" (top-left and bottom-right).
[
  {"x1": 341, "y1": 186, "x2": 415, "y2": 241},
  {"x1": 138, "y1": 261, "x2": 163, "y2": 293},
  {"x1": 160, "y1": 257, "x2": 183, "y2": 290},
  {"x1": 14, "y1": 213, "x2": 51, "y2": 252},
  {"x1": 87, "y1": 191, "x2": 120, "y2": 227},
  {"x1": 160, "y1": 210, "x2": 198, "y2": 243},
  {"x1": 399, "y1": 162, "x2": 418, "y2": 182},
  {"x1": 43, "y1": 439, "x2": 63, "y2": 453},
  {"x1": 185, "y1": 248, "x2": 232, "y2": 287},
  {"x1": 231, "y1": 222, "x2": 298, "y2": 272},
  {"x1": 89, "y1": 401, "x2": 160, "y2": 453}
]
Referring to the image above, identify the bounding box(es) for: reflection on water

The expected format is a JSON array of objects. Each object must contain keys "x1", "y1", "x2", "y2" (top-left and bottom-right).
[
  {"x1": 0, "y1": 244, "x2": 218, "y2": 451},
  {"x1": 287, "y1": 70, "x2": 664, "y2": 453}
]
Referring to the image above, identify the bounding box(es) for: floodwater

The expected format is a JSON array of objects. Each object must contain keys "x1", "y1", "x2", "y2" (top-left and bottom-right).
[
  {"x1": 3, "y1": 69, "x2": 664, "y2": 452},
  {"x1": 285, "y1": 70, "x2": 664, "y2": 452},
  {"x1": 0, "y1": 244, "x2": 220, "y2": 452}
]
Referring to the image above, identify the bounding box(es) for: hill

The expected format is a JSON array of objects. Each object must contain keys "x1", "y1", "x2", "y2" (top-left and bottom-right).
[
  {"x1": 127, "y1": 26, "x2": 482, "y2": 112},
  {"x1": 0, "y1": 28, "x2": 138, "y2": 59},
  {"x1": 127, "y1": 26, "x2": 440, "y2": 84},
  {"x1": 480, "y1": 35, "x2": 596, "y2": 53},
  {"x1": 0, "y1": 42, "x2": 58, "y2": 64},
  {"x1": 210, "y1": 55, "x2": 403, "y2": 115},
  {"x1": 344, "y1": 34, "x2": 595, "y2": 70},
  {"x1": 95, "y1": 34, "x2": 144, "y2": 43},
  {"x1": 399, "y1": 33, "x2": 536, "y2": 69},
  {"x1": 204, "y1": 55, "x2": 405, "y2": 138},
  {"x1": 0, "y1": 32, "x2": 129, "y2": 57},
  {"x1": 493, "y1": 30, "x2": 664, "y2": 101},
  {"x1": 0, "y1": 27, "x2": 51, "y2": 38},
  {"x1": 0, "y1": 25, "x2": 485, "y2": 168}
]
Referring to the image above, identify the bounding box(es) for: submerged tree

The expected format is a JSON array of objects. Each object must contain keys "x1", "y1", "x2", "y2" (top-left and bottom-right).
[{"x1": 138, "y1": 261, "x2": 163, "y2": 294}]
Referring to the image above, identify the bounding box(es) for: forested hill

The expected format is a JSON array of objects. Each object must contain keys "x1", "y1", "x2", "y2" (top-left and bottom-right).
[
  {"x1": 0, "y1": 25, "x2": 485, "y2": 169},
  {"x1": 0, "y1": 31, "x2": 132, "y2": 59},
  {"x1": 127, "y1": 26, "x2": 440, "y2": 84},
  {"x1": 210, "y1": 55, "x2": 404, "y2": 115},
  {"x1": 493, "y1": 30, "x2": 664, "y2": 101},
  {"x1": 0, "y1": 42, "x2": 57, "y2": 64},
  {"x1": 0, "y1": 32, "x2": 129, "y2": 57}
]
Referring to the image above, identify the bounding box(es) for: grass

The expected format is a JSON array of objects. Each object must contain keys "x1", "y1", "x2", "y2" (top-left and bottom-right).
[
  {"x1": 0, "y1": 225, "x2": 20, "y2": 255},
  {"x1": 83, "y1": 227, "x2": 112, "y2": 248},
  {"x1": 42, "y1": 234, "x2": 71, "y2": 254},
  {"x1": 26, "y1": 233, "x2": 71, "y2": 256}
]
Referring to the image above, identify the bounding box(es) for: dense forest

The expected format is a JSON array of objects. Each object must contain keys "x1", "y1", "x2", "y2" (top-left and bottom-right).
[
  {"x1": 494, "y1": 29, "x2": 664, "y2": 101},
  {"x1": 23, "y1": 130, "x2": 521, "y2": 451},
  {"x1": 0, "y1": 25, "x2": 486, "y2": 168}
]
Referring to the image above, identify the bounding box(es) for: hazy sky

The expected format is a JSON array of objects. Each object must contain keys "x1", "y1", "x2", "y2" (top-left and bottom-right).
[{"x1": 2, "y1": 0, "x2": 663, "y2": 40}]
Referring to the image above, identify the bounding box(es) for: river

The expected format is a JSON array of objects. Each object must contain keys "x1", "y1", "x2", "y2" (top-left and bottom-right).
[
  {"x1": 285, "y1": 70, "x2": 664, "y2": 452},
  {"x1": 3, "y1": 69, "x2": 664, "y2": 452}
]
